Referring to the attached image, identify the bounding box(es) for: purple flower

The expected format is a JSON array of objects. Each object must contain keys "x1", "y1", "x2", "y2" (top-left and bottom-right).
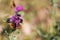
[
  {"x1": 14, "y1": 6, "x2": 23, "y2": 12},
  {"x1": 15, "y1": 20, "x2": 20, "y2": 24},
  {"x1": 7, "y1": 14, "x2": 23, "y2": 27},
  {"x1": 10, "y1": 16, "x2": 16, "y2": 22}
]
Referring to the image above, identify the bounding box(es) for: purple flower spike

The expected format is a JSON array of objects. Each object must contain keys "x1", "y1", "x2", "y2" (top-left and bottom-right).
[
  {"x1": 14, "y1": 6, "x2": 23, "y2": 12},
  {"x1": 7, "y1": 14, "x2": 23, "y2": 27}
]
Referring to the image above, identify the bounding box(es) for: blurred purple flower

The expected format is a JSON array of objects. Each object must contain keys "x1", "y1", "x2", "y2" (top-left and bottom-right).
[
  {"x1": 14, "y1": 6, "x2": 23, "y2": 12},
  {"x1": 7, "y1": 14, "x2": 23, "y2": 27},
  {"x1": 10, "y1": 16, "x2": 16, "y2": 22}
]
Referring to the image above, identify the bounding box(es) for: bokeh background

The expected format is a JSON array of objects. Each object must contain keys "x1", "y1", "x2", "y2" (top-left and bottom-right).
[{"x1": 0, "y1": 0, "x2": 60, "y2": 40}]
